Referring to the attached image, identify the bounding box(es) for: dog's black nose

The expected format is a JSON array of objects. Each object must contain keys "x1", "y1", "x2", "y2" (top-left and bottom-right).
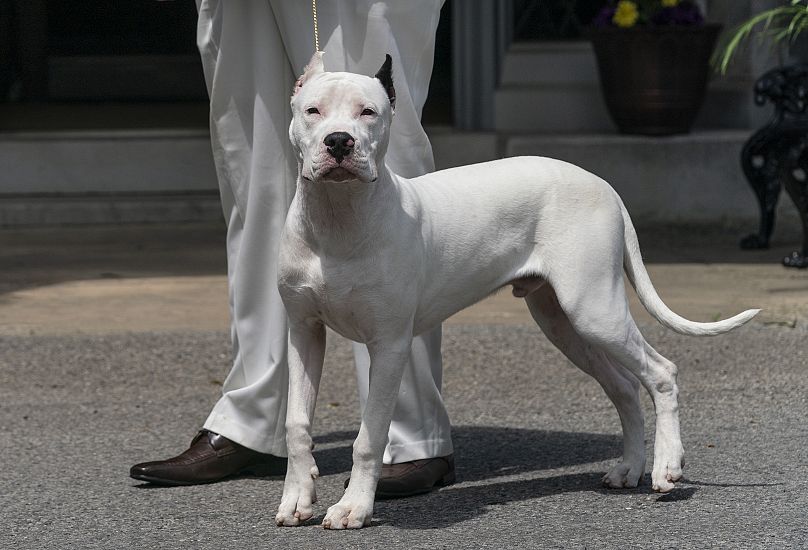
[{"x1": 324, "y1": 132, "x2": 355, "y2": 164}]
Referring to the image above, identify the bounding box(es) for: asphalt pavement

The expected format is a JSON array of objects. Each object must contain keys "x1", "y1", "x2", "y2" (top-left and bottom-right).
[{"x1": 1, "y1": 222, "x2": 807, "y2": 549}]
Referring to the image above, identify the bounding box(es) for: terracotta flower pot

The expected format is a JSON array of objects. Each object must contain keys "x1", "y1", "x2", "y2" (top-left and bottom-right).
[{"x1": 588, "y1": 24, "x2": 722, "y2": 136}]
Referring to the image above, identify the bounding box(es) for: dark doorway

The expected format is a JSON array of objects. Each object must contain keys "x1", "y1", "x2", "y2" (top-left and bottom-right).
[
  {"x1": 0, "y1": 1, "x2": 453, "y2": 130},
  {"x1": 0, "y1": 0, "x2": 208, "y2": 131},
  {"x1": 513, "y1": 0, "x2": 603, "y2": 41},
  {"x1": 422, "y1": 1, "x2": 453, "y2": 126}
]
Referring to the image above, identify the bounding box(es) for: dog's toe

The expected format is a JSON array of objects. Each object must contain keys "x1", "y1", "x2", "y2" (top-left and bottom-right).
[
  {"x1": 602, "y1": 461, "x2": 643, "y2": 489},
  {"x1": 652, "y1": 478, "x2": 676, "y2": 493},
  {"x1": 276, "y1": 483, "x2": 317, "y2": 527},
  {"x1": 323, "y1": 500, "x2": 372, "y2": 530},
  {"x1": 652, "y1": 456, "x2": 684, "y2": 493}
]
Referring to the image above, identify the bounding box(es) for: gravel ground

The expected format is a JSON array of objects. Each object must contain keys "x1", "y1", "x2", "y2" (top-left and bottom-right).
[{"x1": 1, "y1": 322, "x2": 806, "y2": 549}]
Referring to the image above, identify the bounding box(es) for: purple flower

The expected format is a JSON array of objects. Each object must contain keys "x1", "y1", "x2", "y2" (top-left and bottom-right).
[
  {"x1": 591, "y1": 1, "x2": 705, "y2": 28},
  {"x1": 593, "y1": 6, "x2": 617, "y2": 28},
  {"x1": 651, "y1": 1, "x2": 704, "y2": 26}
]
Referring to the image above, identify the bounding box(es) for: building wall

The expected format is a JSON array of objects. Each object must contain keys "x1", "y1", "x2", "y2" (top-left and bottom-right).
[{"x1": 0, "y1": 1, "x2": 799, "y2": 228}]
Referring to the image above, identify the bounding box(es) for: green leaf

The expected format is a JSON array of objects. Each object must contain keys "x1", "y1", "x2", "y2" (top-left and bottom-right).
[{"x1": 713, "y1": 5, "x2": 808, "y2": 74}]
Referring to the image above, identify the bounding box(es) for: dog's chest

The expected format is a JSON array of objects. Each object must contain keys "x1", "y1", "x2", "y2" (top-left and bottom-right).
[{"x1": 278, "y1": 252, "x2": 383, "y2": 343}]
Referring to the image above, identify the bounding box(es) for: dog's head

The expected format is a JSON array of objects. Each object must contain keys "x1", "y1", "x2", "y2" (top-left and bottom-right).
[{"x1": 290, "y1": 52, "x2": 396, "y2": 184}]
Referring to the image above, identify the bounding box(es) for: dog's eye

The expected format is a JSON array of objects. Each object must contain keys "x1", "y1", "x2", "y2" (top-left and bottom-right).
[
  {"x1": 361, "y1": 108, "x2": 376, "y2": 116},
  {"x1": 306, "y1": 107, "x2": 320, "y2": 115}
]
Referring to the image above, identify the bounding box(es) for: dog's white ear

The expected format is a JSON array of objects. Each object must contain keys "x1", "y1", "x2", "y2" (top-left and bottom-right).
[
  {"x1": 292, "y1": 51, "x2": 325, "y2": 97},
  {"x1": 375, "y1": 54, "x2": 396, "y2": 111}
]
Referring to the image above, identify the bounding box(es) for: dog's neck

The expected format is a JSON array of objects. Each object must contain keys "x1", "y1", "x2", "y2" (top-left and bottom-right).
[{"x1": 293, "y1": 164, "x2": 400, "y2": 254}]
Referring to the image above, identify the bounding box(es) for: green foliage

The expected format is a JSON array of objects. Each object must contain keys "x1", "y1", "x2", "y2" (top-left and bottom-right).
[{"x1": 714, "y1": 0, "x2": 808, "y2": 74}]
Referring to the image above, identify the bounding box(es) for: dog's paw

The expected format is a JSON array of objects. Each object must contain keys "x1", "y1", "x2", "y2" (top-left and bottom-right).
[
  {"x1": 602, "y1": 460, "x2": 644, "y2": 489},
  {"x1": 651, "y1": 450, "x2": 684, "y2": 493},
  {"x1": 322, "y1": 500, "x2": 372, "y2": 530},
  {"x1": 275, "y1": 484, "x2": 317, "y2": 527}
]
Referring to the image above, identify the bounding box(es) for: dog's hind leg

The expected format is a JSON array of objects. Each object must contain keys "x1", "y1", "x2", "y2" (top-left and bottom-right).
[
  {"x1": 603, "y1": 330, "x2": 683, "y2": 493},
  {"x1": 550, "y1": 269, "x2": 684, "y2": 493},
  {"x1": 533, "y1": 206, "x2": 684, "y2": 491},
  {"x1": 617, "y1": 336, "x2": 684, "y2": 493},
  {"x1": 525, "y1": 284, "x2": 646, "y2": 488}
]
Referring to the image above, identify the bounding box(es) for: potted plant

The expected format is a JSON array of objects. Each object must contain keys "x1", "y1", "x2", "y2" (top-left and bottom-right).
[
  {"x1": 588, "y1": 1, "x2": 722, "y2": 136},
  {"x1": 714, "y1": 0, "x2": 808, "y2": 73}
]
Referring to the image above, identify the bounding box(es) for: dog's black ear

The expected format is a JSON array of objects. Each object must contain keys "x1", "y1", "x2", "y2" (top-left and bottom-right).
[{"x1": 375, "y1": 54, "x2": 396, "y2": 110}]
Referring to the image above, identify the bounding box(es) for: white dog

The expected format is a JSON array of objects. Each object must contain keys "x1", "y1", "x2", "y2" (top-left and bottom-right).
[{"x1": 274, "y1": 53, "x2": 759, "y2": 529}]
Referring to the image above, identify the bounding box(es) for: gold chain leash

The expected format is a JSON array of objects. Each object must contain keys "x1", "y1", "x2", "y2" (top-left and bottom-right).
[{"x1": 312, "y1": 0, "x2": 321, "y2": 53}]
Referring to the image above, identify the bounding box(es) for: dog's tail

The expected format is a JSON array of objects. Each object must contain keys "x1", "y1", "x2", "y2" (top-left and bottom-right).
[{"x1": 620, "y1": 202, "x2": 760, "y2": 336}]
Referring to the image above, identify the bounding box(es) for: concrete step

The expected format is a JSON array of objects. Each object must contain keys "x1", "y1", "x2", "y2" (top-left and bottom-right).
[
  {"x1": 0, "y1": 129, "x2": 217, "y2": 195},
  {"x1": 495, "y1": 41, "x2": 612, "y2": 132},
  {"x1": 434, "y1": 128, "x2": 797, "y2": 234},
  {"x1": 506, "y1": 130, "x2": 798, "y2": 234},
  {"x1": 508, "y1": 131, "x2": 752, "y2": 224},
  {"x1": 0, "y1": 128, "x2": 220, "y2": 226},
  {"x1": 0, "y1": 192, "x2": 222, "y2": 227},
  {"x1": 428, "y1": 127, "x2": 501, "y2": 169},
  {"x1": 494, "y1": 40, "x2": 764, "y2": 133},
  {"x1": 494, "y1": 84, "x2": 613, "y2": 133},
  {"x1": 495, "y1": 82, "x2": 764, "y2": 133},
  {"x1": 500, "y1": 41, "x2": 600, "y2": 86},
  {"x1": 2, "y1": 128, "x2": 799, "y2": 236}
]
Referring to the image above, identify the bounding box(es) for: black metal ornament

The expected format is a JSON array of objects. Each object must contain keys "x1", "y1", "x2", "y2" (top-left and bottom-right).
[{"x1": 740, "y1": 63, "x2": 808, "y2": 268}]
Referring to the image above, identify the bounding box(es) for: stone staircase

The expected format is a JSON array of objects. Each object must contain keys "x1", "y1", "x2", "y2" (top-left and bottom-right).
[
  {"x1": 494, "y1": 41, "x2": 612, "y2": 133},
  {"x1": 431, "y1": 39, "x2": 801, "y2": 230},
  {"x1": 2, "y1": 41, "x2": 796, "y2": 231},
  {"x1": 0, "y1": 125, "x2": 785, "y2": 228},
  {"x1": 493, "y1": 40, "x2": 759, "y2": 134}
]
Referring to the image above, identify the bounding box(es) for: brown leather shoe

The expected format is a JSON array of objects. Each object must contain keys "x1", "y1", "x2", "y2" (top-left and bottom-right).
[
  {"x1": 344, "y1": 454, "x2": 455, "y2": 499},
  {"x1": 130, "y1": 430, "x2": 287, "y2": 486}
]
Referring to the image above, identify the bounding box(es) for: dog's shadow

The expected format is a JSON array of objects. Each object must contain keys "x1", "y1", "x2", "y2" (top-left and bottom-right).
[
  {"x1": 376, "y1": 471, "x2": 619, "y2": 529},
  {"x1": 312, "y1": 425, "x2": 644, "y2": 528},
  {"x1": 314, "y1": 425, "x2": 622, "y2": 482},
  {"x1": 311, "y1": 427, "x2": 781, "y2": 529}
]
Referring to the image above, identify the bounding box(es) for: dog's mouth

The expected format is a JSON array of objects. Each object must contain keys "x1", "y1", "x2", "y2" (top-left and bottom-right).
[{"x1": 321, "y1": 166, "x2": 359, "y2": 182}]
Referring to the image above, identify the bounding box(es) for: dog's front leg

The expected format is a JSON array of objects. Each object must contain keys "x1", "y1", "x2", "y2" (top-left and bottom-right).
[
  {"x1": 322, "y1": 338, "x2": 412, "y2": 530},
  {"x1": 276, "y1": 321, "x2": 326, "y2": 527}
]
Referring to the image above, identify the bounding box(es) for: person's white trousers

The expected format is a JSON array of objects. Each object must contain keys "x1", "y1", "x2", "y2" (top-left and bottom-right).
[{"x1": 195, "y1": 0, "x2": 452, "y2": 463}]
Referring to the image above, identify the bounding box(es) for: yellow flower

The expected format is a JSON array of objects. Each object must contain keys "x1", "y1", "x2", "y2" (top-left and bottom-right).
[
  {"x1": 661, "y1": 0, "x2": 679, "y2": 7},
  {"x1": 613, "y1": 1, "x2": 639, "y2": 28}
]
